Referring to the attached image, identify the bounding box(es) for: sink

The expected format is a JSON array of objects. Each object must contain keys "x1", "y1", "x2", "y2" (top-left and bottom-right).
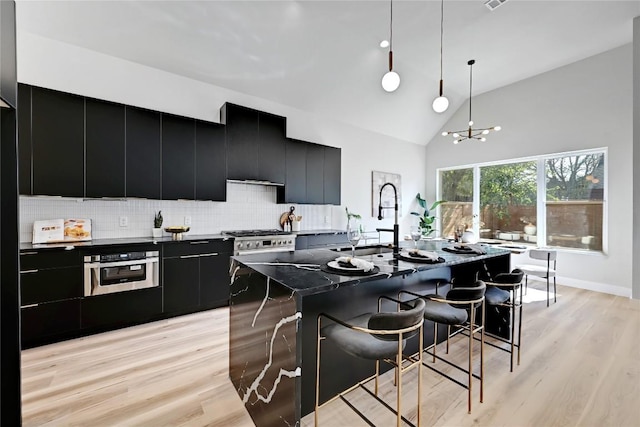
[{"x1": 330, "y1": 245, "x2": 395, "y2": 256}]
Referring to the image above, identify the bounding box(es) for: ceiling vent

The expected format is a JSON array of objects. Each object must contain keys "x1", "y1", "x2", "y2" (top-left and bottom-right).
[{"x1": 484, "y1": 0, "x2": 509, "y2": 11}]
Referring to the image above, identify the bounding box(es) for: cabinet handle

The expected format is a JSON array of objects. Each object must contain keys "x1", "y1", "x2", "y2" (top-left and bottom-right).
[
  {"x1": 20, "y1": 269, "x2": 38, "y2": 274},
  {"x1": 179, "y1": 254, "x2": 201, "y2": 259},
  {"x1": 189, "y1": 241, "x2": 209, "y2": 245},
  {"x1": 21, "y1": 303, "x2": 39, "y2": 309},
  {"x1": 21, "y1": 252, "x2": 38, "y2": 256},
  {"x1": 199, "y1": 253, "x2": 219, "y2": 257}
]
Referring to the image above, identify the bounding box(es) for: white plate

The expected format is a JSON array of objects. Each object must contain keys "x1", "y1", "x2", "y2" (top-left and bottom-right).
[{"x1": 327, "y1": 260, "x2": 362, "y2": 271}]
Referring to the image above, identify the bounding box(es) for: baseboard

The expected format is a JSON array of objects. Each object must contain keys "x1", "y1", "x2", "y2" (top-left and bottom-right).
[{"x1": 527, "y1": 276, "x2": 632, "y2": 298}]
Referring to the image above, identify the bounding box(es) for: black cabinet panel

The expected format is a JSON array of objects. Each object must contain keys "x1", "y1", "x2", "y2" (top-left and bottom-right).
[
  {"x1": 307, "y1": 233, "x2": 347, "y2": 248},
  {"x1": 162, "y1": 114, "x2": 195, "y2": 200},
  {"x1": 21, "y1": 299, "x2": 81, "y2": 344},
  {"x1": 162, "y1": 239, "x2": 232, "y2": 258},
  {"x1": 163, "y1": 256, "x2": 200, "y2": 313},
  {"x1": 199, "y1": 252, "x2": 231, "y2": 308},
  {"x1": 323, "y1": 146, "x2": 341, "y2": 205},
  {"x1": 258, "y1": 112, "x2": 286, "y2": 184},
  {"x1": 294, "y1": 235, "x2": 308, "y2": 250},
  {"x1": 86, "y1": 98, "x2": 125, "y2": 197},
  {"x1": 20, "y1": 266, "x2": 83, "y2": 305},
  {"x1": 21, "y1": 248, "x2": 80, "y2": 269},
  {"x1": 17, "y1": 83, "x2": 31, "y2": 194},
  {"x1": 81, "y1": 287, "x2": 162, "y2": 329},
  {"x1": 126, "y1": 107, "x2": 161, "y2": 199},
  {"x1": 31, "y1": 87, "x2": 84, "y2": 197},
  {"x1": 278, "y1": 139, "x2": 307, "y2": 203},
  {"x1": 306, "y1": 143, "x2": 324, "y2": 204},
  {"x1": 224, "y1": 103, "x2": 259, "y2": 180},
  {"x1": 195, "y1": 120, "x2": 226, "y2": 201}
]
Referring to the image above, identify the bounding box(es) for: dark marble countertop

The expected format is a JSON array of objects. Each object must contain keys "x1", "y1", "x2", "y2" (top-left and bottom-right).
[
  {"x1": 20, "y1": 233, "x2": 231, "y2": 252},
  {"x1": 231, "y1": 241, "x2": 510, "y2": 297}
]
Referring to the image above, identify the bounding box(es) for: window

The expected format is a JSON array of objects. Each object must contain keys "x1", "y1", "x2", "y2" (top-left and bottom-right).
[
  {"x1": 545, "y1": 153, "x2": 605, "y2": 251},
  {"x1": 480, "y1": 161, "x2": 537, "y2": 243},
  {"x1": 440, "y1": 168, "x2": 473, "y2": 239},
  {"x1": 438, "y1": 149, "x2": 606, "y2": 252}
]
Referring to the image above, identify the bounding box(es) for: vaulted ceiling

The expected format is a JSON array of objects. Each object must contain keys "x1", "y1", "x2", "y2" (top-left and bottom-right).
[{"x1": 15, "y1": 0, "x2": 640, "y2": 145}]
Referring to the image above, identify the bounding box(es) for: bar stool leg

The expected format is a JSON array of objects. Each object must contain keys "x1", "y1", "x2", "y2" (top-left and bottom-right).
[
  {"x1": 554, "y1": 276, "x2": 557, "y2": 303},
  {"x1": 518, "y1": 284, "x2": 523, "y2": 366},
  {"x1": 315, "y1": 319, "x2": 322, "y2": 427},
  {"x1": 375, "y1": 360, "x2": 380, "y2": 394},
  {"x1": 510, "y1": 288, "x2": 516, "y2": 372},
  {"x1": 396, "y1": 337, "x2": 403, "y2": 427},
  {"x1": 480, "y1": 301, "x2": 485, "y2": 404},
  {"x1": 468, "y1": 302, "x2": 475, "y2": 414},
  {"x1": 432, "y1": 322, "x2": 437, "y2": 363},
  {"x1": 446, "y1": 325, "x2": 451, "y2": 354},
  {"x1": 417, "y1": 324, "x2": 423, "y2": 427}
]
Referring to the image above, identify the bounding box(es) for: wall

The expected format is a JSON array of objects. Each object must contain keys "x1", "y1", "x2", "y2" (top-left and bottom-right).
[
  {"x1": 16, "y1": 33, "x2": 426, "y2": 242},
  {"x1": 633, "y1": 16, "x2": 639, "y2": 299},
  {"x1": 426, "y1": 45, "x2": 633, "y2": 297}
]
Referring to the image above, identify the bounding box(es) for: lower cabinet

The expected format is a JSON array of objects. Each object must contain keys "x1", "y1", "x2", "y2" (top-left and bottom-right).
[
  {"x1": 296, "y1": 232, "x2": 347, "y2": 250},
  {"x1": 81, "y1": 287, "x2": 163, "y2": 330},
  {"x1": 21, "y1": 299, "x2": 81, "y2": 347},
  {"x1": 162, "y1": 239, "x2": 233, "y2": 314}
]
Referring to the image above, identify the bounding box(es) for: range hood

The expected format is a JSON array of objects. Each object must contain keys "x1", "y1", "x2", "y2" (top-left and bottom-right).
[{"x1": 227, "y1": 179, "x2": 284, "y2": 187}]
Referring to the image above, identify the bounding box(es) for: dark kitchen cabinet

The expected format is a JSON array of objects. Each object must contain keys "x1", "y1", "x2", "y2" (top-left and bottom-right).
[
  {"x1": 31, "y1": 86, "x2": 84, "y2": 197},
  {"x1": 81, "y1": 287, "x2": 163, "y2": 330},
  {"x1": 278, "y1": 138, "x2": 307, "y2": 203},
  {"x1": 224, "y1": 103, "x2": 259, "y2": 181},
  {"x1": 306, "y1": 143, "x2": 324, "y2": 204},
  {"x1": 163, "y1": 239, "x2": 233, "y2": 313},
  {"x1": 195, "y1": 120, "x2": 226, "y2": 201},
  {"x1": 85, "y1": 98, "x2": 126, "y2": 197},
  {"x1": 17, "y1": 83, "x2": 31, "y2": 194},
  {"x1": 162, "y1": 114, "x2": 195, "y2": 200},
  {"x1": 323, "y1": 146, "x2": 341, "y2": 205},
  {"x1": 126, "y1": 106, "x2": 161, "y2": 199},
  {"x1": 19, "y1": 249, "x2": 83, "y2": 347},
  {"x1": 163, "y1": 256, "x2": 200, "y2": 313},
  {"x1": 257, "y1": 112, "x2": 286, "y2": 184}
]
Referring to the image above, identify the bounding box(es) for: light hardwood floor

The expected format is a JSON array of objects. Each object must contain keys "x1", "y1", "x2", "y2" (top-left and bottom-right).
[{"x1": 22, "y1": 281, "x2": 640, "y2": 427}]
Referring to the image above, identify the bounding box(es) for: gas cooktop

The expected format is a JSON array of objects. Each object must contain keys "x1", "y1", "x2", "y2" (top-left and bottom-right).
[{"x1": 223, "y1": 229, "x2": 292, "y2": 238}]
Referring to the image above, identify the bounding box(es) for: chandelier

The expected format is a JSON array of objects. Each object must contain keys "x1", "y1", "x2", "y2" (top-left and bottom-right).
[{"x1": 442, "y1": 59, "x2": 501, "y2": 144}]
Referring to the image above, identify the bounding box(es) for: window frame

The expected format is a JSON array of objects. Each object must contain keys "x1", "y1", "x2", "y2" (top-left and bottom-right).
[{"x1": 436, "y1": 147, "x2": 608, "y2": 254}]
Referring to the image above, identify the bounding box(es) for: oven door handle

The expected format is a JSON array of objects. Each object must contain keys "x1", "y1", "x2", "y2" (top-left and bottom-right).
[{"x1": 84, "y1": 257, "x2": 159, "y2": 269}]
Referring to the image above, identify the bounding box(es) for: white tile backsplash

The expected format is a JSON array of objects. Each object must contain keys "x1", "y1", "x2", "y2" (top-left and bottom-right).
[{"x1": 19, "y1": 182, "x2": 334, "y2": 242}]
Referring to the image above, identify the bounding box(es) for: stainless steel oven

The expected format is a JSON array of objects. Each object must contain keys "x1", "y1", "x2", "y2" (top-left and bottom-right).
[
  {"x1": 223, "y1": 229, "x2": 296, "y2": 255},
  {"x1": 83, "y1": 251, "x2": 159, "y2": 296}
]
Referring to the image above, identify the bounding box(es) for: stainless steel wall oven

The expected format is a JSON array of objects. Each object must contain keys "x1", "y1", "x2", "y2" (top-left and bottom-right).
[{"x1": 83, "y1": 251, "x2": 159, "y2": 296}]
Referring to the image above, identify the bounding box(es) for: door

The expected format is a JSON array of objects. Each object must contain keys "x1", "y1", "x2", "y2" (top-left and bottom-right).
[
  {"x1": 199, "y1": 252, "x2": 231, "y2": 308},
  {"x1": 126, "y1": 106, "x2": 161, "y2": 199},
  {"x1": 163, "y1": 256, "x2": 200, "y2": 313},
  {"x1": 162, "y1": 114, "x2": 195, "y2": 200},
  {"x1": 195, "y1": 120, "x2": 226, "y2": 201}
]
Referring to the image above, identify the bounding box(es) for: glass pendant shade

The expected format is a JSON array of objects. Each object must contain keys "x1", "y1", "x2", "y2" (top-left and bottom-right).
[
  {"x1": 432, "y1": 96, "x2": 449, "y2": 113},
  {"x1": 382, "y1": 71, "x2": 400, "y2": 92}
]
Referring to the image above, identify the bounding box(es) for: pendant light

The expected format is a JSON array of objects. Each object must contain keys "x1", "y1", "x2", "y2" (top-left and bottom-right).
[
  {"x1": 432, "y1": 0, "x2": 449, "y2": 113},
  {"x1": 381, "y1": 0, "x2": 400, "y2": 92},
  {"x1": 442, "y1": 59, "x2": 501, "y2": 144}
]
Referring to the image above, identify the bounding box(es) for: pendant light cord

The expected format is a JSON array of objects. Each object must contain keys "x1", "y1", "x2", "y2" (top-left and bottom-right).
[
  {"x1": 439, "y1": 0, "x2": 444, "y2": 83},
  {"x1": 388, "y1": 0, "x2": 394, "y2": 72},
  {"x1": 468, "y1": 60, "x2": 473, "y2": 124}
]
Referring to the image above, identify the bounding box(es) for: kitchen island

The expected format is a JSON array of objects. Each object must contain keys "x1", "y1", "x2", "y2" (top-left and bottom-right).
[{"x1": 229, "y1": 241, "x2": 510, "y2": 427}]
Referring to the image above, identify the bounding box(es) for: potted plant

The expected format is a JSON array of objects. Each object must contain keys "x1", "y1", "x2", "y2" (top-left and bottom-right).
[
  {"x1": 152, "y1": 211, "x2": 163, "y2": 238},
  {"x1": 410, "y1": 193, "x2": 444, "y2": 237}
]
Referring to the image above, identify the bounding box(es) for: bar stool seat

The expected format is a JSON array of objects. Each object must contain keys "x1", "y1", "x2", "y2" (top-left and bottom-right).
[
  {"x1": 484, "y1": 269, "x2": 525, "y2": 372},
  {"x1": 421, "y1": 295, "x2": 468, "y2": 324},
  {"x1": 315, "y1": 297, "x2": 426, "y2": 427}
]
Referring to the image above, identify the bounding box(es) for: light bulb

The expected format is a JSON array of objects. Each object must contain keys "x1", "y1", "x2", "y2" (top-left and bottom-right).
[
  {"x1": 453, "y1": 139, "x2": 460, "y2": 145},
  {"x1": 480, "y1": 137, "x2": 486, "y2": 142},
  {"x1": 381, "y1": 71, "x2": 400, "y2": 92},
  {"x1": 468, "y1": 120, "x2": 474, "y2": 126},
  {"x1": 441, "y1": 131, "x2": 448, "y2": 136},
  {"x1": 453, "y1": 133, "x2": 460, "y2": 138},
  {"x1": 494, "y1": 126, "x2": 502, "y2": 131},
  {"x1": 432, "y1": 96, "x2": 449, "y2": 113},
  {"x1": 380, "y1": 40, "x2": 390, "y2": 48},
  {"x1": 482, "y1": 129, "x2": 490, "y2": 135}
]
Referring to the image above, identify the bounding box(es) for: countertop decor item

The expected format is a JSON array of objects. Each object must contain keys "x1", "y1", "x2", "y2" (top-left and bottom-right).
[
  {"x1": 164, "y1": 226, "x2": 190, "y2": 240},
  {"x1": 410, "y1": 193, "x2": 443, "y2": 237},
  {"x1": 441, "y1": 59, "x2": 501, "y2": 144},
  {"x1": 153, "y1": 211, "x2": 163, "y2": 238}
]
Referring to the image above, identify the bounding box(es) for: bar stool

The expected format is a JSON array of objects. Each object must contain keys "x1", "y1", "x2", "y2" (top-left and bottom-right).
[
  {"x1": 400, "y1": 279, "x2": 486, "y2": 414},
  {"x1": 516, "y1": 248, "x2": 557, "y2": 307},
  {"x1": 315, "y1": 297, "x2": 426, "y2": 427},
  {"x1": 483, "y1": 269, "x2": 524, "y2": 372}
]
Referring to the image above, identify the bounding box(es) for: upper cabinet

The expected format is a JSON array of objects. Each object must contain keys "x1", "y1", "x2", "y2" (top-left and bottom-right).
[
  {"x1": 86, "y1": 98, "x2": 125, "y2": 198},
  {"x1": 161, "y1": 114, "x2": 195, "y2": 200},
  {"x1": 17, "y1": 88, "x2": 340, "y2": 204},
  {"x1": 195, "y1": 120, "x2": 226, "y2": 201},
  {"x1": 31, "y1": 87, "x2": 84, "y2": 197},
  {"x1": 125, "y1": 106, "x2": 161, "y2": 199},
  {"x1": 222, "y1": 103, "x2": 286, "y2": 184}
]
